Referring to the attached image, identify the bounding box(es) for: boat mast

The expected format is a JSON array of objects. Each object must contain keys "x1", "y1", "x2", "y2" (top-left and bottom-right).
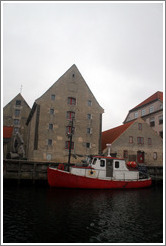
[{"x1": 68, "y1": 117, "x2": 74, "y2": 165}]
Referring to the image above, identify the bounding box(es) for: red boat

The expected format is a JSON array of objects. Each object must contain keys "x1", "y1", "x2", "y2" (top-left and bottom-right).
[{"x1": 47, "y1": 155, "x2": 152, "y2": 189}]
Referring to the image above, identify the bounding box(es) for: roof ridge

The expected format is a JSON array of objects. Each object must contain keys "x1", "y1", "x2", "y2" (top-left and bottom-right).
[{"x1": 131, "y1": 91, "x2": 163, "y2": 111}]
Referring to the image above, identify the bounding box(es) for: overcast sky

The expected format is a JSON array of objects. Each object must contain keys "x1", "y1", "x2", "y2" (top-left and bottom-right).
[{"x1": 2, "y1": 1, "x2": 164, "y2": 131}]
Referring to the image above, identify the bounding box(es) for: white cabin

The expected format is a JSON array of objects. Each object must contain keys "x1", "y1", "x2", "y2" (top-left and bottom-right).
[{"x1": 70, "y1": 156, "x2": 139, "y2": 181}]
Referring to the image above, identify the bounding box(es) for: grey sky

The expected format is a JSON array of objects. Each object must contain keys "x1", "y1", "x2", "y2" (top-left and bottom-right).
[{"x1": 2, "y1": 1, "x2": 164, "y2": 131}]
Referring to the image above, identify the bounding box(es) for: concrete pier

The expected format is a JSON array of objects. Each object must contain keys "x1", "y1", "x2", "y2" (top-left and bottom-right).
[
  {"x1": 3, "y1": 159, "x2": 58, "y2": 182},
  {"x1": 3, "y1": 159, "x2": 163, "y2": 183}
]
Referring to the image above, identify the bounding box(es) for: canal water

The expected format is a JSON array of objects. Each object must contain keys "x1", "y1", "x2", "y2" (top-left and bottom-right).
[{"x1": 3, "y1": 181, "x2": 163, "y2": 244}]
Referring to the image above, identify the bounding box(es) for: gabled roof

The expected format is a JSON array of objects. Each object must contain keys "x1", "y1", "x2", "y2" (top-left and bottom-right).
[
  {"x1": 102, "y1": 121, "x2": 134, "y2": 151},
  {"x1": 3, "y1": 93, "x2": 30, "y2": 109},
  {"x1": 131, "y1": 91, "x2": 163, "y2": 111},
  {"x1": 3, "y1": 126, "x2": 13, "y2": 139}
]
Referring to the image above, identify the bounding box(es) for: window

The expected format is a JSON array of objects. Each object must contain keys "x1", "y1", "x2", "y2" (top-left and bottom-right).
[
  {"x1": 51, "y1": 94, "x2": 55, "y2": 100},
  {"x1": 137, "y1": 137, "x2": 144, "y2": 144},
  {"x1": 66, "y1": 111, "x2": 75, "y2": 120},
  {"x1": 86, "y1": 142, "x2": 90, "y2": 148},
  {"x1": 14, "y1": 127, "x2": 19, "y2": 133},
  {"x1": 92, "y1": 158, "x2": 97, "y2": 165},
  {"x1": 16, "y1": 100, "x2": 21, "y2": 106},
  {"x1": 149, "y1": 106, "x2": 154, "y2": 113},
  {"x1": 49, "y1": 124, "x2": 53, "y2": 130},
  {"x1": 141, "y1": 109, "x2": 146, "y2": 116},
  {"x1": 68, "y1": 97, "x2": 76, "y2": 105},
  {"x1": 100, "y1": 160, "x2": 105, "y2": 167},
  {"x1": 159, "y1": 131, "x2": 163, "y2": 139},
  {"x1": 15, "y1": 109, "x2": 20, "y2": 117},
  {"x1": 87, "y1": 114, "x2": 92, "y2": 120},
  {"x1": 65, "y1": 141, "x2": 74, "y2": 149},
  {"x1": 87, "y1": 128, "x2": 92, "y2": 134},
  {"x1": 123, "y1": 150, "x2": 128, "y2": 158},
  {"x1": 88, "y1": 100, "x2": 92, "y2": 106},
  {"x1": 134, "y1": 112, "x2": 138, "y2": 119},
  {"x1": 150, "y1": 117, "x2": 155, "y2": 127},
  {"x1": 159, "y1": 115, "x2": 163, "y2": 125},
  {"x1": 138, "y1": 123, "x2": 142, "y2": 130},
  {"x1": 148, "y1": 138, "x2": 152, "y2": 145},
  {"x1": 14, "y1": 119, "x2": 20, "y2": 125},
  {"x1": 50, "y1": 109, "x2": 54, "y2": 115},
  {"x1": 153, "y1": 152, "x2": 157, "y2": 160},
  {"x1": 129, "y1": 136, "x2": 133, "y2": 143},
  {"x1": 48, "y1": 139, "x2": 52, "y2": 146},
  {"x1": 115, "y1": 161, "x2": 119, "y2": 168},
  {"x1": 66, "y1": 126, "x2": 75, "y2": 135}
]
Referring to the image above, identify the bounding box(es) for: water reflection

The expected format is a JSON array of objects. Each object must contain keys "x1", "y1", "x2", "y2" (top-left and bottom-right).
[{"x1": 3, "y1": 184, "x2": 163, "y2": 243}]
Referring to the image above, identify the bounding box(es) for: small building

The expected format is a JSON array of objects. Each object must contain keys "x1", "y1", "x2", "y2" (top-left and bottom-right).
[
  {"x1": 102, "y1": 118, "x2": 163, "y2": 166},
  {"x1": 26, "y1": 64, "x2": 104, "y2": 163},
  {"x1": 3, "y1": 93, "x2": 31, "y2": 157},
  {"x1": 123, "y1": 91, "x2": 163, "y2": 138},
  {"x1": 3, "y1": 126, "x2": 13, "y2": 158}
]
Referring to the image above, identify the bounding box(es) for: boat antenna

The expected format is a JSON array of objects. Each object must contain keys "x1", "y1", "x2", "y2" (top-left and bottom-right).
[{"x1": 106, "y1": 144, "x2": 112, "y2": 157}]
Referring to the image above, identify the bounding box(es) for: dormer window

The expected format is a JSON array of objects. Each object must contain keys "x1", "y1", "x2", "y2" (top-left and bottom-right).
[
  {"x1": 134, "y1": 112, "x2": 138, "y2": 119},
  {"x1": 149, "y1": 106, "x2": 154, "y2": 113},
  {"x1": 68, "y1": 97, "x2": 76, "y2": 105}
]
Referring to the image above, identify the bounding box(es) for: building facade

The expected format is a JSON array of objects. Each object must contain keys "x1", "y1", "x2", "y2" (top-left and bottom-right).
[
  {"x1": 3, "y1": 93, "x2": 31, "y2": 157},
  {"x1": 26, "y1": 64, "x2": 104, "y2": 163},
  {"x1": 102, "y1": 118, "x2": 163, "y2": 166},
  {"x1": 123, "y1": 91, "x2": 163, "y2": 138}
]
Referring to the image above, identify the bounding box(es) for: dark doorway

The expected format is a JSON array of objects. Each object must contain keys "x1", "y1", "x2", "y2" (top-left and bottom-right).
[{"x1": 106, "y1": 159, "x2": 113, "y2": 177}]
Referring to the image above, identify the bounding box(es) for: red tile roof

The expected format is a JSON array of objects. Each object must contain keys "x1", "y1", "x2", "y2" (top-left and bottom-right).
[
  {"x1": 102, "y1": 121, "x2": 134, "y2": 151},
  {"x1": 132, "y1": 91, "x2": 163, "y2": 110},
  {"x1": 3, "y1": 126, "x2": 13, "y2": 139}
]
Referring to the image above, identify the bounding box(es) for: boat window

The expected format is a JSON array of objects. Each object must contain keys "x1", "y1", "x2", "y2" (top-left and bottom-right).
[
  {"x1": 115, "y1": 161, "x2": 119, "y2": 168},
  {"x1": 100, "y1": 160, "x2": 105, "y2": 167},
  {"x1": 92, "y1": 158, "x2": 97, "y2": 165}
]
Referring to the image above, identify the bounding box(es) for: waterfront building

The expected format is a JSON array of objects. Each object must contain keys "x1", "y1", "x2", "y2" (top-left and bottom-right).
[
  {"x1": 26, "y1": 64, "x2": 104, "y2": 163},
  {"x1": 3, "y1": 93, "x2": 31, "y2": 157},
  {"x1": 123, "y1": 91, "x2": 163, "y2": 138},
  {"x1": 102, "y1": 118, "x2": 163, "y2": 166}
]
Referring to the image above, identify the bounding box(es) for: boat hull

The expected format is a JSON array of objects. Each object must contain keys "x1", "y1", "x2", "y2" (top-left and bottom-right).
[{"x1": 47, "y1": 167, "x2": 152, "y2": 189}]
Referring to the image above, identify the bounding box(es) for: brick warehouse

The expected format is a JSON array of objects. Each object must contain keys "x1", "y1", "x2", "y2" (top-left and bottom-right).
[{"x1": 26, "y1": 64, "x2": 104, "y2": 163}]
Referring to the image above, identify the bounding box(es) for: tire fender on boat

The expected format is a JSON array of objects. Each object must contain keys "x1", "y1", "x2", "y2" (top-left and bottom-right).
[
  {"x1": 58, "y1": 164, "x2": 65, "y2": 170},
  {"x1": 88, "y1": 169, "x2": 96, "y2": 176}
]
